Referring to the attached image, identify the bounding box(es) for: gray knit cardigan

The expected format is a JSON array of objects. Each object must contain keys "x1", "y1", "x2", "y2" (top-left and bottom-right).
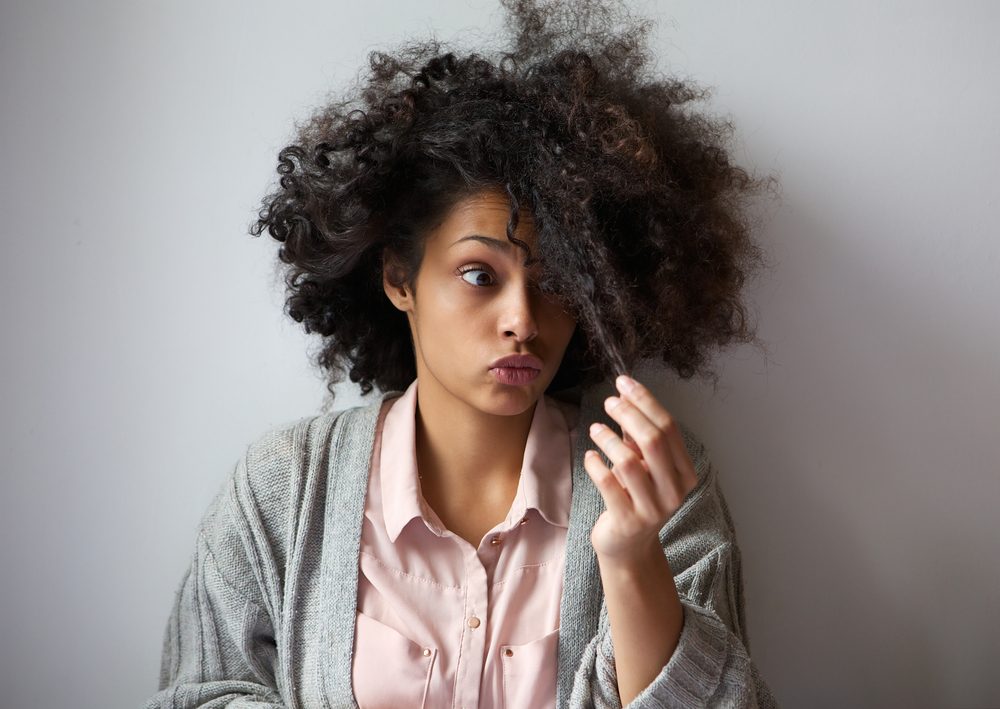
[{"x1": 144, "y1": 381, "x2": 780, "y2": 708}]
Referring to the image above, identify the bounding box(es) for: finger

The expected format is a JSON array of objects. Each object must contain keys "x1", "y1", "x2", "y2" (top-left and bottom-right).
[
  {"x1": 615, "y1": 375, "x2": 698, "y2": 487},
  {"x1": 590, "y1": 425, "x2": 627, "y2": 489},
  {"x1": 603, "y1": 394, "x2": 683, "y2": 503},
  {"x1": 611, "y1": 379, "x2": 698, "y2": 505},
  {"x1": 649, "y1": 415, "x2": 699, "y2": 506},
  {"x1": 604, "y1": 395, "x2": 661, "y2": 453},
  {"x1": 583, "y1": 449, "x2": 632, "y2": 515},
  {"x1": 621, "y1": 427, "x2": 642, "y2": 456},
  {"x1": 615, "y1": 376, "x2": 673, "y2": 434},
  {"x1": 589, "y1": 422, "x2": 660, "y2": 520}
]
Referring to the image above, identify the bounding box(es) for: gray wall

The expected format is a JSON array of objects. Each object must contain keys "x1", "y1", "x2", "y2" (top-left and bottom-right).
[{"x1": 1, "y1": 2, "x2": 997, "y2": 707}]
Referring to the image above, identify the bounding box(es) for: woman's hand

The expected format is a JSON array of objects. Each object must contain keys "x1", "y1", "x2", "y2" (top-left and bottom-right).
[{"x1": 584, "y1": 374, "x2": 700, "y2": 561}]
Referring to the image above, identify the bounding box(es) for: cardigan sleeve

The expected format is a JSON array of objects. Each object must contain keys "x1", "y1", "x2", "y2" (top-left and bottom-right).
[
  {"x1": 142, "y1": 451, "x2": 290, "y2": 708},
  {"x1": 584, "y1": 544, "x2": 779, "y2": 709},
  {"x1": 568, "y1": 426, "x2": 780, "y2": 709}
]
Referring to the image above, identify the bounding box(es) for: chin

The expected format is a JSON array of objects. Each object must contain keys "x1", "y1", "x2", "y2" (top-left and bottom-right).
[{"x1": 482, "y1": 375, "x2": 546, "y2": 413}]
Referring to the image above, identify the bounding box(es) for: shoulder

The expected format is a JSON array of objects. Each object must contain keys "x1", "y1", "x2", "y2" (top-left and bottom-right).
[
  {"x1": 236, "y1": 393, "x2": 401, "y2": 510},
  {"x1": 196, "y1": 412, "x2": 343, "y2": 568},
  {"x1": 192, "y1": 397, "x2": 395, "y2": 594},
  {"x1": 241, "y1": 411, "x2": 340, "y2": 487}
]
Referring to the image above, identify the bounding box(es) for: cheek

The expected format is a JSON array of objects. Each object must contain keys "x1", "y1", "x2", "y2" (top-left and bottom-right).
[{"x1": 416, "y1": 288, "x2": 483, "y2": 344}]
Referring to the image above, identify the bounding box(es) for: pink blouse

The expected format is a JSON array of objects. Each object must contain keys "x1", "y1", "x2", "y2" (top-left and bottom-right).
[{"x1": 352, "y1": 378, "x2": 581, "y2": 709}]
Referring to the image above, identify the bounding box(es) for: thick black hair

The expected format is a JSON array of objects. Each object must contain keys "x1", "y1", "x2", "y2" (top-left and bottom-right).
[{"x1": 249, "y1": 0, "x2": 777, "y2": 404}]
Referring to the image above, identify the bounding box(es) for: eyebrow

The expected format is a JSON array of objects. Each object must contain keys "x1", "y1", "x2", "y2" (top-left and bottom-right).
[
  {"x1": 449, "y1": 233, "x2": 544, "y2": 268},
  {"x1": 449, "y1": 234, "x2": 515, "y2": 253}
]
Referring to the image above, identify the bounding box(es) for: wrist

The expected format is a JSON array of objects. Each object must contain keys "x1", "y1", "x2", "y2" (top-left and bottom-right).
[{"x1": 595, "y1": 533, "x2": 665, "y2": 574}]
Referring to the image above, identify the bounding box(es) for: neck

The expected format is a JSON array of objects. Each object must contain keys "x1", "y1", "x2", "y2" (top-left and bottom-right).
[{"x1": 412, "y1": 376, "x2": 537, "y2": 512}]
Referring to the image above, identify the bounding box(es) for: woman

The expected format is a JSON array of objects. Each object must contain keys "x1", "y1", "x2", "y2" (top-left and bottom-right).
[{"x1": 144, "y1": 0, "x2": 779, "y2": 706}]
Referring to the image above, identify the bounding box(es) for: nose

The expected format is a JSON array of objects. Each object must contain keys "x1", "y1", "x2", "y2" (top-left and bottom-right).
[{"x1": 498, "y1": 280, "x2": 539, "y2": 343}]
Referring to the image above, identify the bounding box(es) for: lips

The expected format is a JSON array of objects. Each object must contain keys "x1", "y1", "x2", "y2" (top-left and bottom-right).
[{"x1": 489, "y1": 353, "x2": 543, "y2": 370}]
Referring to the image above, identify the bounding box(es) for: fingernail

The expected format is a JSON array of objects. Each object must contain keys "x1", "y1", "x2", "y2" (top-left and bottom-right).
[{"x1": 616, "y1": 375, "x2": 636, "y2": 393}]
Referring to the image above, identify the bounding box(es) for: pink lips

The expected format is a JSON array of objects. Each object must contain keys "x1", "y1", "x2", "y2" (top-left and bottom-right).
[
  {"x1": 489, "y1": 353, "x2": 543, "y2": 386},
  {"x1": 489, "y1": 354, "x2": 543, "y2": 370}
]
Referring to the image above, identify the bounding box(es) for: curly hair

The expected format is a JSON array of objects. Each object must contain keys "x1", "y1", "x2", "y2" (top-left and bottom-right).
[{"x1": 249, "y1": 0, "x2": 777, "y2": 406}]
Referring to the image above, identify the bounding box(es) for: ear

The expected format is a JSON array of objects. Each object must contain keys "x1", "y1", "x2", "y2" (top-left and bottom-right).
[{"x1": 382, "y1": 248, "x2": 414, "y2": 313}]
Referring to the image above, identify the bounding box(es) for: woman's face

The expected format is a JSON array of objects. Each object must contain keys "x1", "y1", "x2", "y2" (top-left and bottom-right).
[{"x1": 383, "y1": 189, "x2": 578, "y2": 416}]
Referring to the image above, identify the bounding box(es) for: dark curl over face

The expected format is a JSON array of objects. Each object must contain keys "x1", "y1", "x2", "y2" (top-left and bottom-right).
[{"x1": 249, "y1": 0, "x2": 777, "y2": 405}]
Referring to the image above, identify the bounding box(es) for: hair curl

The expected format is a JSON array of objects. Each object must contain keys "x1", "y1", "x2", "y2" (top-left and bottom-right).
[{"x1": 249, "y1": 0, "x2": 777, "y2": 406}]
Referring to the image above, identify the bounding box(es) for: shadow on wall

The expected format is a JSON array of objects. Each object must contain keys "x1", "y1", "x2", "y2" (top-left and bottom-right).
[{"x1": 645, "y1": 195, "x2": 998, "y2": 708}]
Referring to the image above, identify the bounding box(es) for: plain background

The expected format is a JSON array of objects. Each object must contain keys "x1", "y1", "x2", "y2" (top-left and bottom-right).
[{"x1": 2, "y1": 1, "x2": 997, "y2": 707}]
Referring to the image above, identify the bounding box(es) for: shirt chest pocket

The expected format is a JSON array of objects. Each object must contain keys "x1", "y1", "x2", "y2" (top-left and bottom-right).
[
  {"x1": 499, "y1": 625, "x2": 560, "y2": 709},
  {"x1": 352, "y1": 610, "x2": 437, "y2": 709}
]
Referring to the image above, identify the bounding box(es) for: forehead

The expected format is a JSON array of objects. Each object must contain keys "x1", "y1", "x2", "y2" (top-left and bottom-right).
[{"x1": 429, "y1": 189, "x2": 538, "y2": 252}]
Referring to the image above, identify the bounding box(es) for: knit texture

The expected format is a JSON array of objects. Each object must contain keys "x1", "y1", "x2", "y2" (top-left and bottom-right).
[{"x1": 144, "y1": 380, "x2": 779, "y2": 708}]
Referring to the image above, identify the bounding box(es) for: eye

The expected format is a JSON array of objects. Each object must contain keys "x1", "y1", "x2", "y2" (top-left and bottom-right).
[{"x1": 458, "y1": 265, "x2": 496, "y2": 287}]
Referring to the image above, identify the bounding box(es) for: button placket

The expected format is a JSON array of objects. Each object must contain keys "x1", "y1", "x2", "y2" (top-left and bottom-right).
[{"x1": 457, "y1": 546, "x2": 489, "y2": 709}]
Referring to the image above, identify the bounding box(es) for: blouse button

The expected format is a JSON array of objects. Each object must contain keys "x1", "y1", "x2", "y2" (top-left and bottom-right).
[
  {"x1": 503, "y1": 648, "x2": 513, "y2": 657},
  {"x1": 490, "y1": 535, "x2": 502, "y2": 545},
  {"x1": 468, "y1": 616, "x2": 481, "y2": 628},
  {"x1": 519, "y1": 518, "x2": 528, "y2": 526},
  {"x1": 422, "y1": 648, "x2": 431, "y2": 657}
]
